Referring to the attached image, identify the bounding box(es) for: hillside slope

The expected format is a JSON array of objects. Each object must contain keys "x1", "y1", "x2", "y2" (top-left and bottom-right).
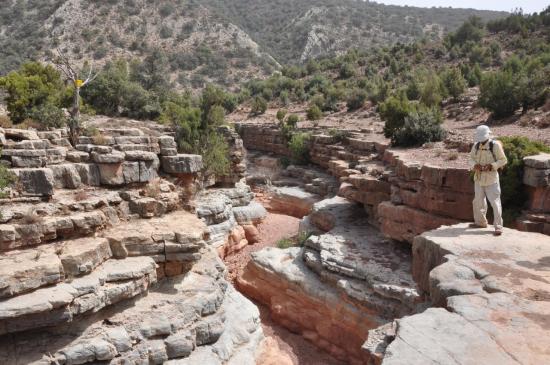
[{"x1": 0, "y1": 0, "x2": 507, "y2": 88}]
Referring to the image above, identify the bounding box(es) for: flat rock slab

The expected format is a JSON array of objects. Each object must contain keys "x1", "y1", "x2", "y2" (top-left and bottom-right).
[
  {"x1": 383, "y1": 307, "x2": 521, "y2": 365},
  {"x1": 104, "y1": 210, "x2": 206, "y2": 259},
  {"x1": 413, "y1": 223, "x2": 550, "y2": 303},
  {"x1": 377, "y1": 223, "x2": 550, "y2": 364},
  {"x1": 0, "y1": 249, "x2": 63, "y2": 298},
  {"x1": 269, "y1": 186, "x2": 321, "y2": 218}
]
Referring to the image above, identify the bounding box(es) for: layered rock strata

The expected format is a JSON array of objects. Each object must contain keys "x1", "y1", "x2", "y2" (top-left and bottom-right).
[
  {"x1": 0, "y1": 127, "x2": 201, "y2": 197},
  {"x1": 238, "y1": 195, "x2": 422, "y2": 364},
  {"x1": 0, "y1": 126, "x2": 265, "y2": 365},
  {"x1": 196, "y1": 182, "x2": 267, "y2": 257}
]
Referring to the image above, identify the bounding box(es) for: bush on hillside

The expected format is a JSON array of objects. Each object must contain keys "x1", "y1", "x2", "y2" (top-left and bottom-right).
[
  {"x1": 30, "y1": 103, "x2": 68, "y2": 129},
  {"x1": 288, "y1": 132, "x2": 311, "y2": 165},
  {"x1": 498, "y1": 136, "x2": 550, "y2": 225},
  {"x1": 419, "y1": 73, "x2": 446, "y2": 107},
  {"x1": 276, "y1": 109, "x2": 287, "y2": 122},
  {"x1": 286, "y1": 114, "x2": 300, "y2": 127},
  {"x1": 347, "y1": 88, "x2": 367, "y2": 111},
  {"x1": 391, "y1": 108, "x2": 446, "y2": 147},
  {"x1": 379, "y1": 95, "x2": 416, "y2": 138},
  {"x1": 250, "y1": 96, "x2": 267, "y2": 115},
  {"x1": 441, "y1": 67, "x2": 466, "y2": 101},
  {"x1": 306, "y1": 104, "x2": 322, "y2": 121},
  {"x1": 0, "y1": 62, "x2": 69, "y2": 123},
  {"x1": 479, "y1": 70, "x2": 520, "y2": 118}
]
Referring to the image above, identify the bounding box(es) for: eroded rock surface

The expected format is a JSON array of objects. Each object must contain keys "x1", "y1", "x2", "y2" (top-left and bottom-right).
[
  {"x1": 239, "y1": 194, "x2": 422, "y2": 364},
  {"x1": 368, "y1": 224, "x2": 550, "y2": 364}
]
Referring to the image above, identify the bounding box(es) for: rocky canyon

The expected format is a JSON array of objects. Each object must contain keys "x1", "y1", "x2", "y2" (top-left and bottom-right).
[{"x1": 0, "y1": 117, "x2": 548, "y2": 365}]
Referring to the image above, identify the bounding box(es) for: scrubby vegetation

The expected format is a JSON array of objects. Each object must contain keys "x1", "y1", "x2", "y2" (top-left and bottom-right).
[{"x1": 497, "y1": 136, "x2": 550, "y2": 224}]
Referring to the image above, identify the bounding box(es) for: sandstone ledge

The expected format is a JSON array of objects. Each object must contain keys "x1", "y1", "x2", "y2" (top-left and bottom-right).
[{"x1": 369, "y1": 223, "x2": 550, "y2": 364}]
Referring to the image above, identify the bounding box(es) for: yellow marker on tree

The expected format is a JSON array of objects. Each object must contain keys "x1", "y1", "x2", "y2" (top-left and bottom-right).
[{"x1": 75, "y1": 79, "x2": 84, "y2": 88}]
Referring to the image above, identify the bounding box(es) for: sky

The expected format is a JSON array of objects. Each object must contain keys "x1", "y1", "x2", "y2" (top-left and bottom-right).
[{"x1": 373, "y1": 1, "x2": 548, "y2": 14}]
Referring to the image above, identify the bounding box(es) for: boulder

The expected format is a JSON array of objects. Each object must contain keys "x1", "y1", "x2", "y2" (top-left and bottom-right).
[
  {"x1": 3, "y1": 129, "x2": 39, "y2": 140},
  {"x1": 12, "y1": 168, "x2": 55, "y2": 196},
  {"x1": 50, "y1": 164, "x2": 82, "y2": 189},
  {"x1": 161, "y1": 154, "x2": 202, "y2": 174},
  {"x1": 233, "y1": 202, "x2": 267, "y2": 225},
  {"x1": 269, "y1": 187, "x2": 320, "y2": 218}
]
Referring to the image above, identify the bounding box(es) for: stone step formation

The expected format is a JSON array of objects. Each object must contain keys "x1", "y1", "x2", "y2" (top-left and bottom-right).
[{"x1": 0, "y1": 126, "x2": 265, "y2": 364}]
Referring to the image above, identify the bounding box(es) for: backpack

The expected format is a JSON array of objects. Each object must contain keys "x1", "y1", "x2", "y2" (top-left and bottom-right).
[{"x1": 475, "y1": 139, "x2": 503, "y2": 171}]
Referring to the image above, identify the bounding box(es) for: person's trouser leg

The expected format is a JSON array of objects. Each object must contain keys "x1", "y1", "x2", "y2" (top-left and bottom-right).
[
  {"x1": 473, "y1": 183, "x2": 488, "y2": 227},
  {"x1": 485, "y1": 183, "x2": 503, "y2": 231}
]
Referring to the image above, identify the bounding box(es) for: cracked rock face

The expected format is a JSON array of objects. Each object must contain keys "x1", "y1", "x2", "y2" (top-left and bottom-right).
[{"x1": 368, "y1": 223, "x2": 550, "y2": 364}]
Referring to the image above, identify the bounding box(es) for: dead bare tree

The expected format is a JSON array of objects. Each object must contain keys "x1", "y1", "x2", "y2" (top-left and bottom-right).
[{"x1": 51, "y1": 48, "x2": 99, "y2": 145}]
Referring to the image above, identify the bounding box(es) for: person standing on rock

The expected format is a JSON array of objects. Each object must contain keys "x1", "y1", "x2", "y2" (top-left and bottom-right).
[{"x1": 469, "y1": 125, "x2": 508, "y2": 236}]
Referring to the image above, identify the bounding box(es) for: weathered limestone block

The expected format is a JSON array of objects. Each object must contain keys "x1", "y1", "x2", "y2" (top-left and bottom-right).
[
  {"x1": 10, "y1": 156, "x2": 47, "y2": 168},
  {"x1": 122, "y1": 161, "x2": 140, "y2": 183},
  {"x1": 161, "y1": 154, "x2": 203, "y2": 174},
  {"x1": 129, "y1": 197, "x2": 167, "y2": 218},
  {"x1": 50, "y1": 164, "x2": 82, "y2": 189},
  {"x1": 232, "y1": 202, "x2": 267, "y2": 225},
  {"x1": 12, "y1": 168, "x2": 55, "y2": 196},
  {"x1": 140, "y1": 159, "x2": 160, "y2": 182},
  {"x1": 57, "y1": 237, "x2": 113, "y2": 277},
  {"x1": 158, "y1": 135, "x2": 177, "y2": 149},
  {"x1": 66, "y1": 150, "x2": 90, "y2": 163},
  {"x1": 3, "y1": 129, "x2": 39, "y2": 140},
  {"x1": 45, "y1": 147, "x2": 67, "y2": 164},
  {"x1": 97, "y1": 163, "x2": 124, "y2": 186},
  {"x1": 269, "y1": 187, "x2": 320, "y2": 218},
  {"x1": 74, "y1": 163, "x2": 101, "y2": 186},
  {"x1": 0, "y1": 249, "x2": 63, "y2": 298},
  {"x1": 91, "y1": 151, "x2": 125, "y2": 164},
  {"x1": 523, "y1": 154, "x2": 550, "y2": 187},
  {"x1": 124, "y1": 150, "x2": 158, "y2": 161}
]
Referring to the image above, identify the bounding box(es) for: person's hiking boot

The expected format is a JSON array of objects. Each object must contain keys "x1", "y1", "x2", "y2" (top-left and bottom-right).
[
  {"x1": 494, "y1": 228, "x2": 503, "y2": 236},
  {"x1": 469, "y1": 223, "x2": 488, "y2": 228}
]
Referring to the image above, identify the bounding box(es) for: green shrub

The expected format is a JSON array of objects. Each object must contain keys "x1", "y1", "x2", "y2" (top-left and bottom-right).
[
  {"x1": 276, "y1": 238, "x2": 294, "y2": 249},
  {"x1": 276, "y1": 231, "x2": 311, "y2": 249},
  {"x1": 347, "y1": 88, "x2": 367, "y2": 111},
  {"x1": 379, "y1": 95, "x2": 416, "y2": 138},
  {"x1": 391, "y1": 108, "x2": 446, "y2": 147},
  {"x1": 250, "y1": 96, "x2": 267, "y2": 115},
  {"x1": 441, "y1": 67, "x2": 466, "y2": 101},
  {"x1": 0, "y1": 151, "x2": 16, "y2": 198},
  {"x1": 286, "y1": 114, "x2": 300, "y2": 127},
  {"x1": 339, "y1": 62, "x2": 356, "y2": 79},
  {"x1": 288, "y1": 132, "x2": 311, "y2": 165},
  {"x1": 276, "y1": 109, "x2": 287, "y2": 122},
  {"x1": 419, "y1": 74, "x2": 445, "y2": 107},
  {"x1": 498, "y1": 136, "x2": 550, "y2": 225},
  {"x1": 479, "y1": 70, "x2": 520, "y2": 118},
  {"x1": 328, "y1": 128, "x2": 351, "y2": 143},
  {"x1": 30, "y1": 103, "x2": 67, "y2": 129},
  {"x1": 0, "y1": 62, "x2": 69, "y2": 123},
  {"x1": 306, "y1": 104, "x2": 322, "y2": 120}
]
